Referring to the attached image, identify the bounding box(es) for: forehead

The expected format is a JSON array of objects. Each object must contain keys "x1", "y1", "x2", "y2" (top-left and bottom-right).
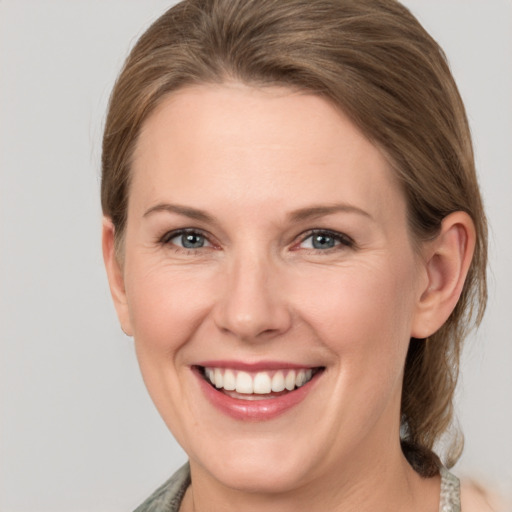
[{"x1": 130, "y1": 83, "x2": 406, "y2": 226}]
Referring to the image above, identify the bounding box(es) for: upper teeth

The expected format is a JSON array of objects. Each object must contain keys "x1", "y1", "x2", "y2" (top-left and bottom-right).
[{"x1": 204, "y1": 367, "x2": 314, "y2": 394}]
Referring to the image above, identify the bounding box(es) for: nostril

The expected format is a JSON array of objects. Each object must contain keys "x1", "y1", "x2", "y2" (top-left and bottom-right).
[{"x1": 213, "y1": 297, "x2": 293, "y2": 341}]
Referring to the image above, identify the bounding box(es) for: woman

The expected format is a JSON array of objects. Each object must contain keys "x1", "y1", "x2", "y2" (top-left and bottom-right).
[{"x1": 101, "y1": 1, "x2": 489, "y2": 510}]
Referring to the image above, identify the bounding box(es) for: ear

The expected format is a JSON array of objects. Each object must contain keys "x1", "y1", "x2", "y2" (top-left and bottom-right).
[
  {"x1": 411, "y1": 211, "x2": 476, "y2": 339},
  {"x1": 102, "y1": 217, "x2": 133, "y2": 336}
]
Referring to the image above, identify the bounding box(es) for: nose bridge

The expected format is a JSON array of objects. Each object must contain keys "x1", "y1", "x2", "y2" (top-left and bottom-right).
[{"x1": 214, "y1": 244, "x2": 291, "y2": 341}]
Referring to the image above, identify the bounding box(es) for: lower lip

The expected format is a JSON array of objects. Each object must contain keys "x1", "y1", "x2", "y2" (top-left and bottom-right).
[{"x1": 193, "y1": 367, "x2": 322, "y2": 421}]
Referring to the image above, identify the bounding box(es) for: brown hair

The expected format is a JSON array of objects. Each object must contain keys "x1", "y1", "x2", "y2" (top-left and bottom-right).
[{"x1": 101, "y1": 0, "x2": 487, "y2": 476}]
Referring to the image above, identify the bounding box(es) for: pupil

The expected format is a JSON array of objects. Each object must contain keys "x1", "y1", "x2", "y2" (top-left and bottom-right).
[
  {"x1": 313, "y1": 234, "x2": 334, "y2": 249},
  {"x1": 182, "y1": 233, "x2": 204, "y2": 248}
]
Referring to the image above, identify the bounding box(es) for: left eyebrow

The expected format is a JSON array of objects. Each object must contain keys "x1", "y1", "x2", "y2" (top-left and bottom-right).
[
  {"x1": 287, "y1": 204, "x2": 373, "y2": 223},
  {"x1": 143, "y1": 203, "x2": 215, "y2": 223}
]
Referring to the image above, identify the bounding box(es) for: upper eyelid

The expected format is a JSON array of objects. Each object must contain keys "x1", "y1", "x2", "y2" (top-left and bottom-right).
[
  {"x1": 160, "y1": 227, "x2": 212, "y2": 244},
  {"x1": 296, "y1": 229, "x2": 354, "y2": 245},
  {"x1": 158, "y1": 227, "x2": 354, "y2": 248}
]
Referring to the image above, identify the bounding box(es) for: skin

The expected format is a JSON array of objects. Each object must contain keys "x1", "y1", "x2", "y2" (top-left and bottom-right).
[
  {"x1": 461, "y1": 482, "x2": 509, "y2": 512},
  {"x1": 103, "y1": 83, "x2": 475, "y2": 511}
]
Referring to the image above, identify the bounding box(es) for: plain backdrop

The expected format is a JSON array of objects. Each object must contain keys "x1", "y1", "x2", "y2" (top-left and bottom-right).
[{"x1": 1, "y1": 1, "x2": 511, "y2": 511}]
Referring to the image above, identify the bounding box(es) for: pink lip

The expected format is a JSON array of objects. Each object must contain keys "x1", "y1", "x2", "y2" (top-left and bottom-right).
[
  {"x1": 196, "y1": 360, "x2": 316, "y2": 371},
  {"x1": 192, "y1": 365, "x2": 323, "y2": 421}
]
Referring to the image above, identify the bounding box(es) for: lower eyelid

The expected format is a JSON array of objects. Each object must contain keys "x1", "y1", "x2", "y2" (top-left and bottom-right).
[
  {"x1": 158, "y1": 229, "x2": 353, "y2": 251},
  {"x1": 298, "y1": 231, "x2": 353, "y2": 248},
  {"x1": 159, "y1": 229, "x2": 209, "y2": 246}
]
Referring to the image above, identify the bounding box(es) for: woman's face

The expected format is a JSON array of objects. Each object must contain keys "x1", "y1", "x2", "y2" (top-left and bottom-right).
[{"x1": 111, "y1": 84, "x2": 429, "y2": 493}]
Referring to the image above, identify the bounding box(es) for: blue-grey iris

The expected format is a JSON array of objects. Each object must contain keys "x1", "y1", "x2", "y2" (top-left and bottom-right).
[
  {"x1": 312, "y1": 234, "x2": 336, "y2": 249},
  {"x1": 182, "y1": 233, "x2": 205, "y2": 248}
]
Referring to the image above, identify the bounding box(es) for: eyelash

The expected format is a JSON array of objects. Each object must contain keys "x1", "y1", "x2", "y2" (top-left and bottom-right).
[
  {"x1": 158, "y1": 228, "x2": 214, "y2": 252},
  {"x1": 158, "y1": 228, "x2": 355, "y2": 253},
  {"x1": 295, "y1": 229, "x2": 355, "y2": 252}
]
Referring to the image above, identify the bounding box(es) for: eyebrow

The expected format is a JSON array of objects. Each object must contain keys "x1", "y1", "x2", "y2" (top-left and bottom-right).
[
  {"x1": 143, "y1": 203, "x2": 215, "y2": 223},
  {"x1": 143, "y1": 202, "x2": 373, "y2": 224},
  {"x1": 287, "y1": 204, "x2": 373, "y2": 222}
]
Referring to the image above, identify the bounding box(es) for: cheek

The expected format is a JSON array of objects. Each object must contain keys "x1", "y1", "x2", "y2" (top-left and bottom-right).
[
  {"x1": 124, "y1": 259, "x2": 217, "y2": 355},
  {"x1": 293, "y1": 258, "x2": 417, "y2": 368},
  {"x1": 123, "y1": 260, "x2": 220, "y2": 435}
]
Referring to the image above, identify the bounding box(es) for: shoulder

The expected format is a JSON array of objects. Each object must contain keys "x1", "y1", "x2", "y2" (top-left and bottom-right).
[{"x1": 460, "y1": 480, "x2": 508, "y2": 512}]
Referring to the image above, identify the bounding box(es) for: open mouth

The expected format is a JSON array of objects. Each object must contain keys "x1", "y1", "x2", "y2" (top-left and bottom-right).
[{"x1": 196, "y1": 365, "x2": 324, "y2": 401}]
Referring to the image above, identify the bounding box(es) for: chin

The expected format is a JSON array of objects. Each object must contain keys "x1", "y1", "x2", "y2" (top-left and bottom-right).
[
  {"x1": 177, "y1": 427, "x2": 323, "y2": 495},
  {"x1": 198, "y1": 451, "x2": 313, "y2": 495}
]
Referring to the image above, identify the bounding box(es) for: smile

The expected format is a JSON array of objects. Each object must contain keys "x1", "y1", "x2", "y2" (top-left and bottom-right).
[
  {"x1": 202, "y1": 367, "x2": 316, "y2": 399},
  {"x1": 194, "y1": 364, "x2": 324, "y2": 420}
]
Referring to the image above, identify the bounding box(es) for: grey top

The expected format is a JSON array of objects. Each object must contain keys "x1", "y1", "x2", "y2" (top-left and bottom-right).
[
  {"x1": 134, "y1": 464, "x2": 191, "y2": 512},
  {"x1": 439, "y1": 466, "x2": 461, "y2": 512},
  {"x1": 134, "y1": 463, "x2": 461, "y2": 512}
]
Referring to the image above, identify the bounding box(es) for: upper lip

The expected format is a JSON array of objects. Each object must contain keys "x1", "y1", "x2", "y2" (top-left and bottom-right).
[{"x1": 195, "y1": 360, "x2": 320, "y2": 371}]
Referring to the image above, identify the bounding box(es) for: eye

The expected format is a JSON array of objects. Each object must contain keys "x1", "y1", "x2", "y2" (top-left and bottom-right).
[
  {"x1": 160, "y1": 229, "x2": 212, "y2": 250},
  {"x1": 296, "y1": 230, "x2": 354, "y2": 251}
]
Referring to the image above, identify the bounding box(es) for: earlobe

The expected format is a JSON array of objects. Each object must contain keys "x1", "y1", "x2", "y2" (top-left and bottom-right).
[
  {"x1": 102, "y1": 217, "x2": 133, "y2": 336},
  {"x1": 411, "y1": 211, "x2": 476, "y2": 339}
]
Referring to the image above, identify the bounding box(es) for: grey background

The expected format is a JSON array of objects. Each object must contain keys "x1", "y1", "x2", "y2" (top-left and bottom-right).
[{"x1": 1, "y1": 1, "x2": 511, "y2": 510}]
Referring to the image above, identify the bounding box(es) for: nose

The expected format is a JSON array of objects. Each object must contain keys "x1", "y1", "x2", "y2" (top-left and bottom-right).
[{"x1": 213, "y1": 251, "x2": 292, "y2": 342}]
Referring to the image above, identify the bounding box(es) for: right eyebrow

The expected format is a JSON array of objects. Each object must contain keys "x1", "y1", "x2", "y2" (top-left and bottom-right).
[{"x1": 143, "y1": 203, "x2": 215, "y2": 224}]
